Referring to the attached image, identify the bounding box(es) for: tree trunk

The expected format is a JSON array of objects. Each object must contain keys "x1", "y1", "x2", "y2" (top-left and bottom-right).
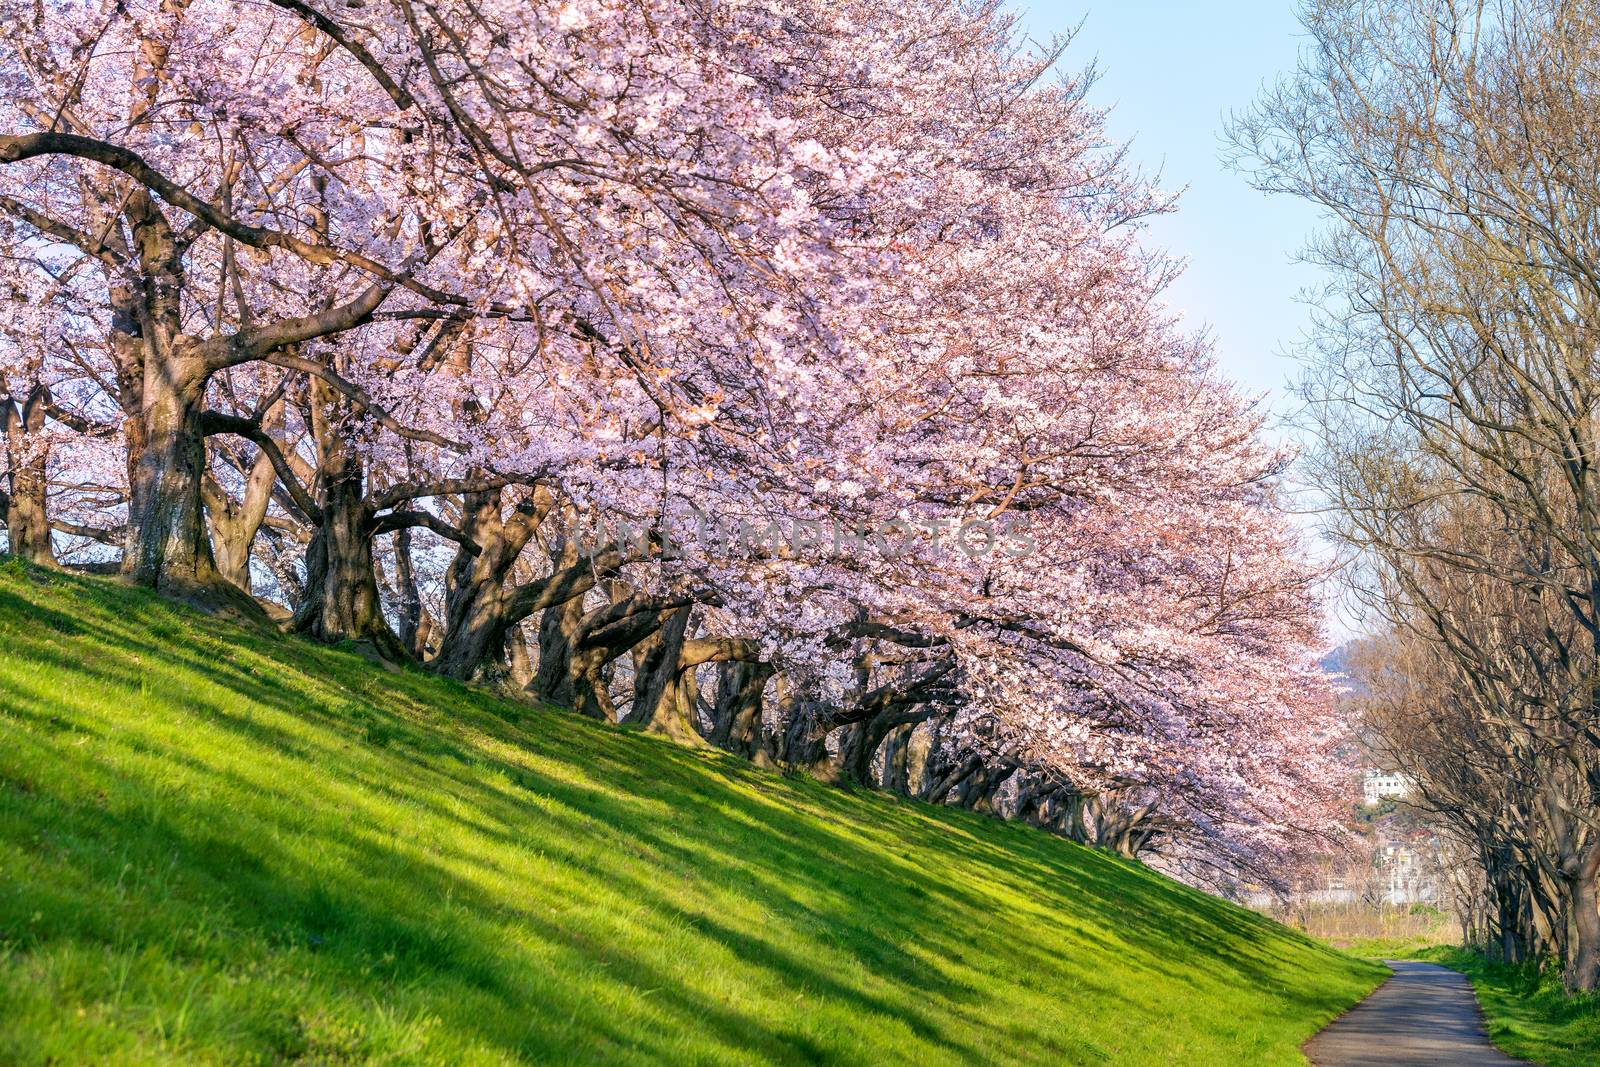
[
  {"x1": 904, "y1": 718, "x2": 940, "y2": 798},
  {"x1": 2, "y1": 388, "x2": 53, "y2": 565},
  {"x1": 258, "y1": 524, "x2": 307, "y2": 610},
  {"x1": 207, "y1": 507, "x2": 253, "y2": 591},
  {"x1": 433, "y1": 488, "x2": 542, "y2": 681},
  {"x1": 839, "y1": 708, "x2": 933, "y2": 786},
  {"x1": 531, "y1": 593, "x2": 585, "y2": 707},
  {"x1": 1565, "y1": 844, "x2": 1600, "y2": 991},
  {"x1": 927, "y1": 753, "x2": 983, "y2": 805},
  {"x1": 565, "y1": 643, "x2": 619, "y2": 720},
  {"x1": 8, "y1": 452, "x2": 51, "y2": 564},
  {"x1": 123, "y1": 353, "x2": 218, "y2": 589},
  {"x1": 507, "y1": 624, "x2": 533, "y2": 687},
  {"x1": 293, "y1": 440, "x2": 401, "y2": 657},
  {"x1": 707, "y1": 659, "x2": 771, "y2": 757},
  {"x1": 389, "y1": 523, "x2": 436, "y2": 659},
  {"x1": 203, "y1": 398, "x2": 284, "y2": 593},
  {"x1": 627, "y1": 606, "x2": 701, "y2": 743},
  {"x1": 532, "y1": 605, "x2": 625, "y2": 721},
  {"x1": 434, "y1": 572, "x2": 512, "y2": 680}
]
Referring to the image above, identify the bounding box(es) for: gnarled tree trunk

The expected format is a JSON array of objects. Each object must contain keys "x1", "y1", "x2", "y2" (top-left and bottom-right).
[
  {"x1": 124, "y1": 352, "x2": 219, "y2": 589},
  {"x1": 531, "y1": 592, "x2": 585, "y2": 708},
  {"x1": 626, "y1": 607, "x2": 729, "y2": 746},
  {"x1": 432, "y1": 487, "x2": 547, "y2": 680},
  {"x1": 707, "y1": 659, "x2": 772, "y2": 758},
  {"x1": 295, "y1": 454, "x2": 398, "y2": 654}
]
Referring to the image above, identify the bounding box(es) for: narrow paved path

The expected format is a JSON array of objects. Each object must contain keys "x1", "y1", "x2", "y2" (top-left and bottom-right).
[{"x1": 1304, "y1": 960, "x2": 1528, "y2": 1066}]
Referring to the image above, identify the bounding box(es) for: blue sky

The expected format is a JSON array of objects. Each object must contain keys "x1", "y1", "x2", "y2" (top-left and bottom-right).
[
  {"x1": 1015, "y1": 0, "x2": 1326, "y2": 421},
  {"x1": 1015, "y1": 1, "x2": 1360, "y2": 637}
]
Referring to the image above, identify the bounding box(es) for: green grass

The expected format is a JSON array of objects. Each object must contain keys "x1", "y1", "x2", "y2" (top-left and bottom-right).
[
  {"x1": 1414, "y1": 947, "x2": 1600, "y2": 1066},
  {"x1": 0, "y1": 563, "x2": 1383, "y2": 1065},
  {"x1": 1329, "y1": 933, "x2": 1457, "y2": 959}
]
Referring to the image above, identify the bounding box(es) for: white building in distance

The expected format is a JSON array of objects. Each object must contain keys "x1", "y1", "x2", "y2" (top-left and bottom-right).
[{"x1": 1363, "y1": 770, "x2": 1410, "y2": 805}]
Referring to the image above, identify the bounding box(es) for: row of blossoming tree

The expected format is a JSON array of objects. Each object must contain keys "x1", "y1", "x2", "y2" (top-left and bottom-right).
[{"x1": 0, "y1": 0, "x2": 1347, "y2": 889}]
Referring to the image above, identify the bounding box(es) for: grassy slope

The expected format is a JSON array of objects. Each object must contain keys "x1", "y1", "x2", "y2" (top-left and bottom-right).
[
  {"x1": 0, "y1": 563, "x2": 1382, "y2": 1065},
  {"x1": 1414, "y1": 947, "x2": 1600, "y2": 1067}
]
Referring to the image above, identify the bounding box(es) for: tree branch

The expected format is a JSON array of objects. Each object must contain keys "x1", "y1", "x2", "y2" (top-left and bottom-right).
[
  {"x1": 196, "y1": 410, "x2": 319, "y2": 520},
  {"x1": 370, "y1": 509, "x2": 479, "y2": 553}
]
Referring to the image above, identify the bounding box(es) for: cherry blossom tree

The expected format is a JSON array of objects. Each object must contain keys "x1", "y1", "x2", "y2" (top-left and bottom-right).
[{"x1": 0, "y1": 0, "x2": 1351, "y2": 887}]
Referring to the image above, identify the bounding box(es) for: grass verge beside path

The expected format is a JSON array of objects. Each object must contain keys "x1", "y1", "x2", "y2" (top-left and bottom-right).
[{"x1": 0, "y1": 562, "x2": 1382, "y2": 1065}]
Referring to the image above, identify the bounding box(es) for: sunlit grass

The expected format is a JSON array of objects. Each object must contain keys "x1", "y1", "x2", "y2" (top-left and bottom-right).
[{"x1": 0, "y1": 561, "x2": 1382, "y2": 1064}]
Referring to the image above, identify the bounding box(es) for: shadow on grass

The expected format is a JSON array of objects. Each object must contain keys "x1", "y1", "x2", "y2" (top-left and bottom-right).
[{"x1": 0, "y1": 567, "x2": 1378, "y2": 1064}]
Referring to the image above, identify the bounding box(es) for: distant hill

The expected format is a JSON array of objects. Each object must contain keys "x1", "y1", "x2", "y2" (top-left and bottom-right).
[
  {"x1": 1321, "y1": 638, "x2": 1374, "y2": 700},
  {"x1": 0, "y1": 564, "x2": 1381, "y2": 1065},
  {"x1": 1320, "y1": 640, "x2": 1355, "y2": 680}
]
